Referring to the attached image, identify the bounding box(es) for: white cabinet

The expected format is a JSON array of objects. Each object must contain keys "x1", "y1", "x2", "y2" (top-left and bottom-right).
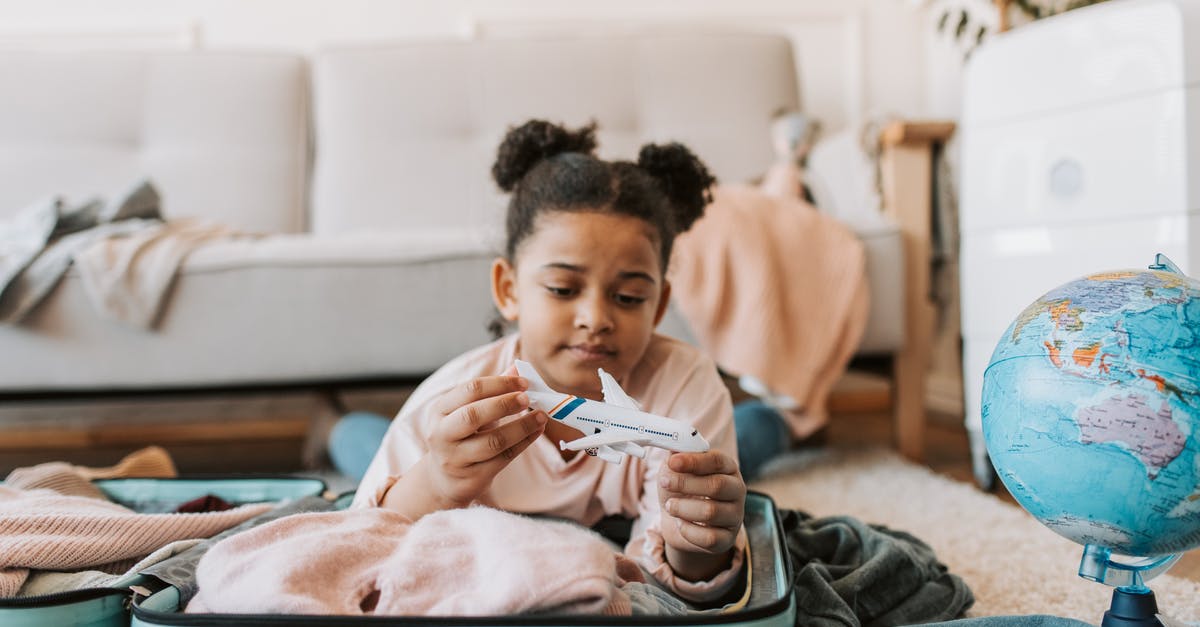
[{"x1": 959, "y1": 0, "x2": 1200, "y2": 486}]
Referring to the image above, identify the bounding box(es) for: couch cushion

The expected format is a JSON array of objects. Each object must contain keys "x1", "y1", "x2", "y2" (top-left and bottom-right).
[
  {"x1": 0, "y1": 51, "x2": 308, "y2": 234},
  {"x1": 310, "y1": 33, "x2": 799, "y2": 239},
  {"x1": 0, "y1": 222, "x2": 901, "y2": 392},
  {"x1": 0, "y1": 235, "x2": 497, "y2": 391},
  {"x1": 855, "y1": 224, "x2": 905, "y2": 354}
]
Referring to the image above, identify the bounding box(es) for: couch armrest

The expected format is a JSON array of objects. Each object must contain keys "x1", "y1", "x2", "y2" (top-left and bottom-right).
[{"x1": 878, "y1": 120, "x2": 956, "y2": 462}]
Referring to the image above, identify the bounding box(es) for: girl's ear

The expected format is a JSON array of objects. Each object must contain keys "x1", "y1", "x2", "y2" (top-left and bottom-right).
[
  {"x1": 653, "y1": 279, "x2": 672, "y2": 327},
  {"x1": 491, "y1": 257, "x2": 520, "y2": 321}
]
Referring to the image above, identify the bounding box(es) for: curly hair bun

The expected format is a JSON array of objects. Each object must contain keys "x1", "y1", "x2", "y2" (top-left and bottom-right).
[
  {"x1": 492, "y1": 120, "x2": 599, "y2": 192},
  {"x1": 636, "y1": 143, "x2": 717, "y2": 233}
]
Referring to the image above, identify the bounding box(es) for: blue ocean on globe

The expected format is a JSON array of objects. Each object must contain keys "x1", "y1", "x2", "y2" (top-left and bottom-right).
[{"x1": 982, "y1": 262, "x2": 1200, "y2": 558}]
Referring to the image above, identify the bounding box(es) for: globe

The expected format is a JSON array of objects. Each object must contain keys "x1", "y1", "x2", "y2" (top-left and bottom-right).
[{"x1": 982, "y1": 255, "x2": 1200, "y2": 561}]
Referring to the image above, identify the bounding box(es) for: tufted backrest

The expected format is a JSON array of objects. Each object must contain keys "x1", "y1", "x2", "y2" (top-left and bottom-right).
[
  {"x1": 310, "y1": 33, "x2": 799, "y2": 240},
  {"x1": 0, "y1": 51, "x2": 309, "y2": 233}
]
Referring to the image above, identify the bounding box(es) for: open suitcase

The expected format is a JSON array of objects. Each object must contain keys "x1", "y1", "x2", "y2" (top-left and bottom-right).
[
  {"x1": 129, "y1": 491, "x2": 796, "y2": 627},
  {"x1": 0, "y1": 476, "x2": 328, "y2": 627}
]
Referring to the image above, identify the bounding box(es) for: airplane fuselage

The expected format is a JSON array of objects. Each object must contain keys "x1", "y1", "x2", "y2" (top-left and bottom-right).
[{"x1": 527, "y1": 391, "x2": 709, "y2": 454}]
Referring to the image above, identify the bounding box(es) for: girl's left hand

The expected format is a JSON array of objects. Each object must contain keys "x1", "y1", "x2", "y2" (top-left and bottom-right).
[{"x1": 657, "y1": 451, "x2": 746, "y2": 558}]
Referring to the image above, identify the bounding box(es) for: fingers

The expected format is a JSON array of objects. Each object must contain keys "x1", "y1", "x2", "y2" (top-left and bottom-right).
[
  {"x1": 675, "y1": 519, "x2": 739, "y2": 552},
  {"x1": 659, "y1": 470, "x2": 743, "y2": 501},
  {"x1": 458, "y1": 410, "x2": 548, "y2": 463},
  {"x1": 433, "y1": 375, "x2": 527, "y2": 423},
  {"x1": 667, "y1": 451, "x2": 739, "y2": 476},
  {"x1": 468, "y1": 411, "x2": 548, "y2": 475},
  {"x1": 658, "y1": 451, "x2": 744, "y2": 503},
  {"x1": 658, "y1": 451, "x2": 746, "y2": 537},
  {"x1": 663, "y1": 495, "x2": 743, "y2": 528},
  {"x1": 438, "y1": 388, "x2": 531, "y2": 441}
]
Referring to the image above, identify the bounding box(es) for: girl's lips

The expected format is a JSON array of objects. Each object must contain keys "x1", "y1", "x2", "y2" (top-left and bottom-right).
[{"x1": 566, "y1": 345, "x2": 615, "y2": 362}]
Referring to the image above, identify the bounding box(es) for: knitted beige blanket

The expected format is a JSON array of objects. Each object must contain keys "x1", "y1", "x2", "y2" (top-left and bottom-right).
[
  {"x1": 670, "y1": 184, "x2": 869, "y2": 439},
  {"x1": 0, "y1": 484, "x2": 270, "y2": 597}
]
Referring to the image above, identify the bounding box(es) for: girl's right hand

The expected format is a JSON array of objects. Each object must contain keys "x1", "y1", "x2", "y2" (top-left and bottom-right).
[{"x1": 421, "y1": 367, "x2": 548, "y2": 508}]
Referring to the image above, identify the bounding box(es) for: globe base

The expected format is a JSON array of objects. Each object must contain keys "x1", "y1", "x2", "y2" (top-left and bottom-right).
[{"x1": 1101, "y1": 588, "x2": 1161, "y2": 627}]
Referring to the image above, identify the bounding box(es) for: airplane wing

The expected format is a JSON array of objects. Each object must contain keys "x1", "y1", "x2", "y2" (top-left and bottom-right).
[
  {"x1": 611, "y1": 440, "x2": 647, "y2": 459},
  {"x1": 560, "y1": 429, "x2": 648, "y2": 451},
  {"x1": 598, "y1": 368, "x2": 641, "y2": 410}
]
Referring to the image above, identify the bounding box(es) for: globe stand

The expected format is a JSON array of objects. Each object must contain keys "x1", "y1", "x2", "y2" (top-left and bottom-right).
[
  {"x1": 1080, "y1": 544, "x2": 1181, "y2": 627},
  {"x1": 1102, "y1": 587, "x2": 1160, "y2": 627}
]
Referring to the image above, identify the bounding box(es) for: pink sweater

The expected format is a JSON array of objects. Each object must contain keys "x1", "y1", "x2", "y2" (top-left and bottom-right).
[
  {"x1": 354, "y1": 333, "x2": 744, "y2": 603},
  {"x1": 188, "y1": 506, "x2": 646, "y2": 616}
]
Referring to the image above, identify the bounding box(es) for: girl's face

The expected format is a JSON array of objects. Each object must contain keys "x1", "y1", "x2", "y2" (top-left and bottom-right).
[{"x1": 491, "y1": 211, "x2": 670, "y2": 400}]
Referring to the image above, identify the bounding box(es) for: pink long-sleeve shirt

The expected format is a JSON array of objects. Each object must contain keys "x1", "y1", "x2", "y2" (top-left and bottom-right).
[{"x1": 354, "y1": 333, "x2": 745, "y2": 603}]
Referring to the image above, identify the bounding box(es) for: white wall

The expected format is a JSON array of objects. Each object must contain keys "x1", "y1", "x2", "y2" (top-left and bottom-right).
[{"x1": 0, "y1": 0, "x2": 944, "y2": 132}]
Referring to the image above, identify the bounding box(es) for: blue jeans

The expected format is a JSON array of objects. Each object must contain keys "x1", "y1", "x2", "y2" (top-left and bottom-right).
[
  {"x1": 734, "y1": 400, "x2": 791, "y2": 481},
  {"x1": 327, "y1": 411, "x2": 391, "y2": 481}
]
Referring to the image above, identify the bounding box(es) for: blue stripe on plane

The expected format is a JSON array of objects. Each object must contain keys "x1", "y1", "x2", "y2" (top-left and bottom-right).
[{"x1": 552, "y1": 397, "x2": 587, "y2": 420}]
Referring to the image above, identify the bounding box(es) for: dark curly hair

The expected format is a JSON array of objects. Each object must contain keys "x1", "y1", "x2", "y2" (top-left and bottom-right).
[
  {"x1": 487, "y1": 119, "x2": 716, "y2": 337},
  {"x1": 494, "y1": 119, "x2": 715, "y2": 263}
]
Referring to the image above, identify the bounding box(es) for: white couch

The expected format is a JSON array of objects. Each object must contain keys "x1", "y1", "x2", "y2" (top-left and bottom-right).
[{"x1": 0, "y1": 34, "x2": 907, "y2": 402}]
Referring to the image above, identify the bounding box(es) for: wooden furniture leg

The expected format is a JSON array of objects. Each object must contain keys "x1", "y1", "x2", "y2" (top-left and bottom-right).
[{"x1": 878, "y1": 120, "x2": 956, "y2": 462}]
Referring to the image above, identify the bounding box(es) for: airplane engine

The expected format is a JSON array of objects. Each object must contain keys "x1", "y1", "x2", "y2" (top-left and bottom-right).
[{"x1": 587, "y1": 446, "x2": 625, "y2": 464}]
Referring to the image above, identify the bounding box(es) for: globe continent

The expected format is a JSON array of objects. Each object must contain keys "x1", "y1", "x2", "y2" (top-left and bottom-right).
[{"x1": 983, "y1": 269, "x2": 1200, "y2": 557}]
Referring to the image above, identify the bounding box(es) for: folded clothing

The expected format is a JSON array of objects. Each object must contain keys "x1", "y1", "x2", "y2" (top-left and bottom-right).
[
  {"x1": 4, "y1": 445, "x2": 177, "y2": 500},
  {"x1": 142, "y1": 495, "x2": 336, "y2": 604},
  {"x1": 782, "y1": 510, "x2": 974, "y2": 626},
  {"x1": 0, "y1": 486, "x2": 270, "y2": 597},
  {"x1": 187, "y1": 506, "x2": 644, "y2": 617},
  {"x1": 17, "y1": 538, "x2": 202, "y2": 599}
]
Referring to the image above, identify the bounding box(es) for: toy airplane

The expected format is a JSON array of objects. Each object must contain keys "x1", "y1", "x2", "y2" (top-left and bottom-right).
[{"x1": 514, "y1": 359, "x2": 710, "y2": 464}]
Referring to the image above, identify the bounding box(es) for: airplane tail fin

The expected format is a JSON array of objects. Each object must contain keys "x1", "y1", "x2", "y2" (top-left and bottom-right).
[{"x1": 514, "y1": 359, "x2": 554, "y2": 392}]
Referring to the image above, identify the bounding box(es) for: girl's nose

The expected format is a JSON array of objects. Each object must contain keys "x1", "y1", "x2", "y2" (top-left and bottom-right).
[{"x1": 574, "y1": 294, "x2": 614, "y2": 333}]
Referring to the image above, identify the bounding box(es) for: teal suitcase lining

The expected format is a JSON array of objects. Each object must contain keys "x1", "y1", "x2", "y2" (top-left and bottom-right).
[
  {"x1": 0, "y1": 476, "x2": 328, "y2": 627},
  {"x1": 129, "y1": 491, "x2": 796, "y2": 627},
  {"x1": 96, "y1": 477, "x2": 328, "y2": 510}
]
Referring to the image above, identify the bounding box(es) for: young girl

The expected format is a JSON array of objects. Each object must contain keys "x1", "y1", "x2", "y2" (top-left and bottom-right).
[{"x1": 353, "y1": 120, "x2": 747, "y2": 604}]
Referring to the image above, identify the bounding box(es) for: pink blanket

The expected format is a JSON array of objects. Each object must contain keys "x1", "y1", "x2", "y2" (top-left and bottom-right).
[
  {"x1": 188, "y1": 506, "x2": 644, "y2": 616},
  {"x1": 670, "y1": 184, "x2": 869, "y2": 438}
]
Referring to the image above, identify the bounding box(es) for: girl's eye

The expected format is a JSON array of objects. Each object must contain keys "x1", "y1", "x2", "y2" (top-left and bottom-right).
[
  {"x1": 614, "y1": 294, "x2": 647, "y2": 306},
  {"x1": 545, "y1": 286, "x2": 575, "y2": 297}
]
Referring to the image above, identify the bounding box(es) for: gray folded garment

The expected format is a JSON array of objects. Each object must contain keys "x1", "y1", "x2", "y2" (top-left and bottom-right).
[
  {"x1": 140, "y1": 495, "x2": 336, "y2": 604},
  {"x1": 17, "y1": 538, "x2": 202, "y2": 598},
  {"x1": 781, "y1": 509, "x2": 975, "y2": 627},
  {"x1": 0, "y1": 180, "x2": 162, "y2": 323}
]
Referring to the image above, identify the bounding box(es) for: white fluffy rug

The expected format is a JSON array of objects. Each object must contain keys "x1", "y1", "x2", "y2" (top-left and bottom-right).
[{"x1": 749, "y1": 447, "x2": 1200, "y2": 624}]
